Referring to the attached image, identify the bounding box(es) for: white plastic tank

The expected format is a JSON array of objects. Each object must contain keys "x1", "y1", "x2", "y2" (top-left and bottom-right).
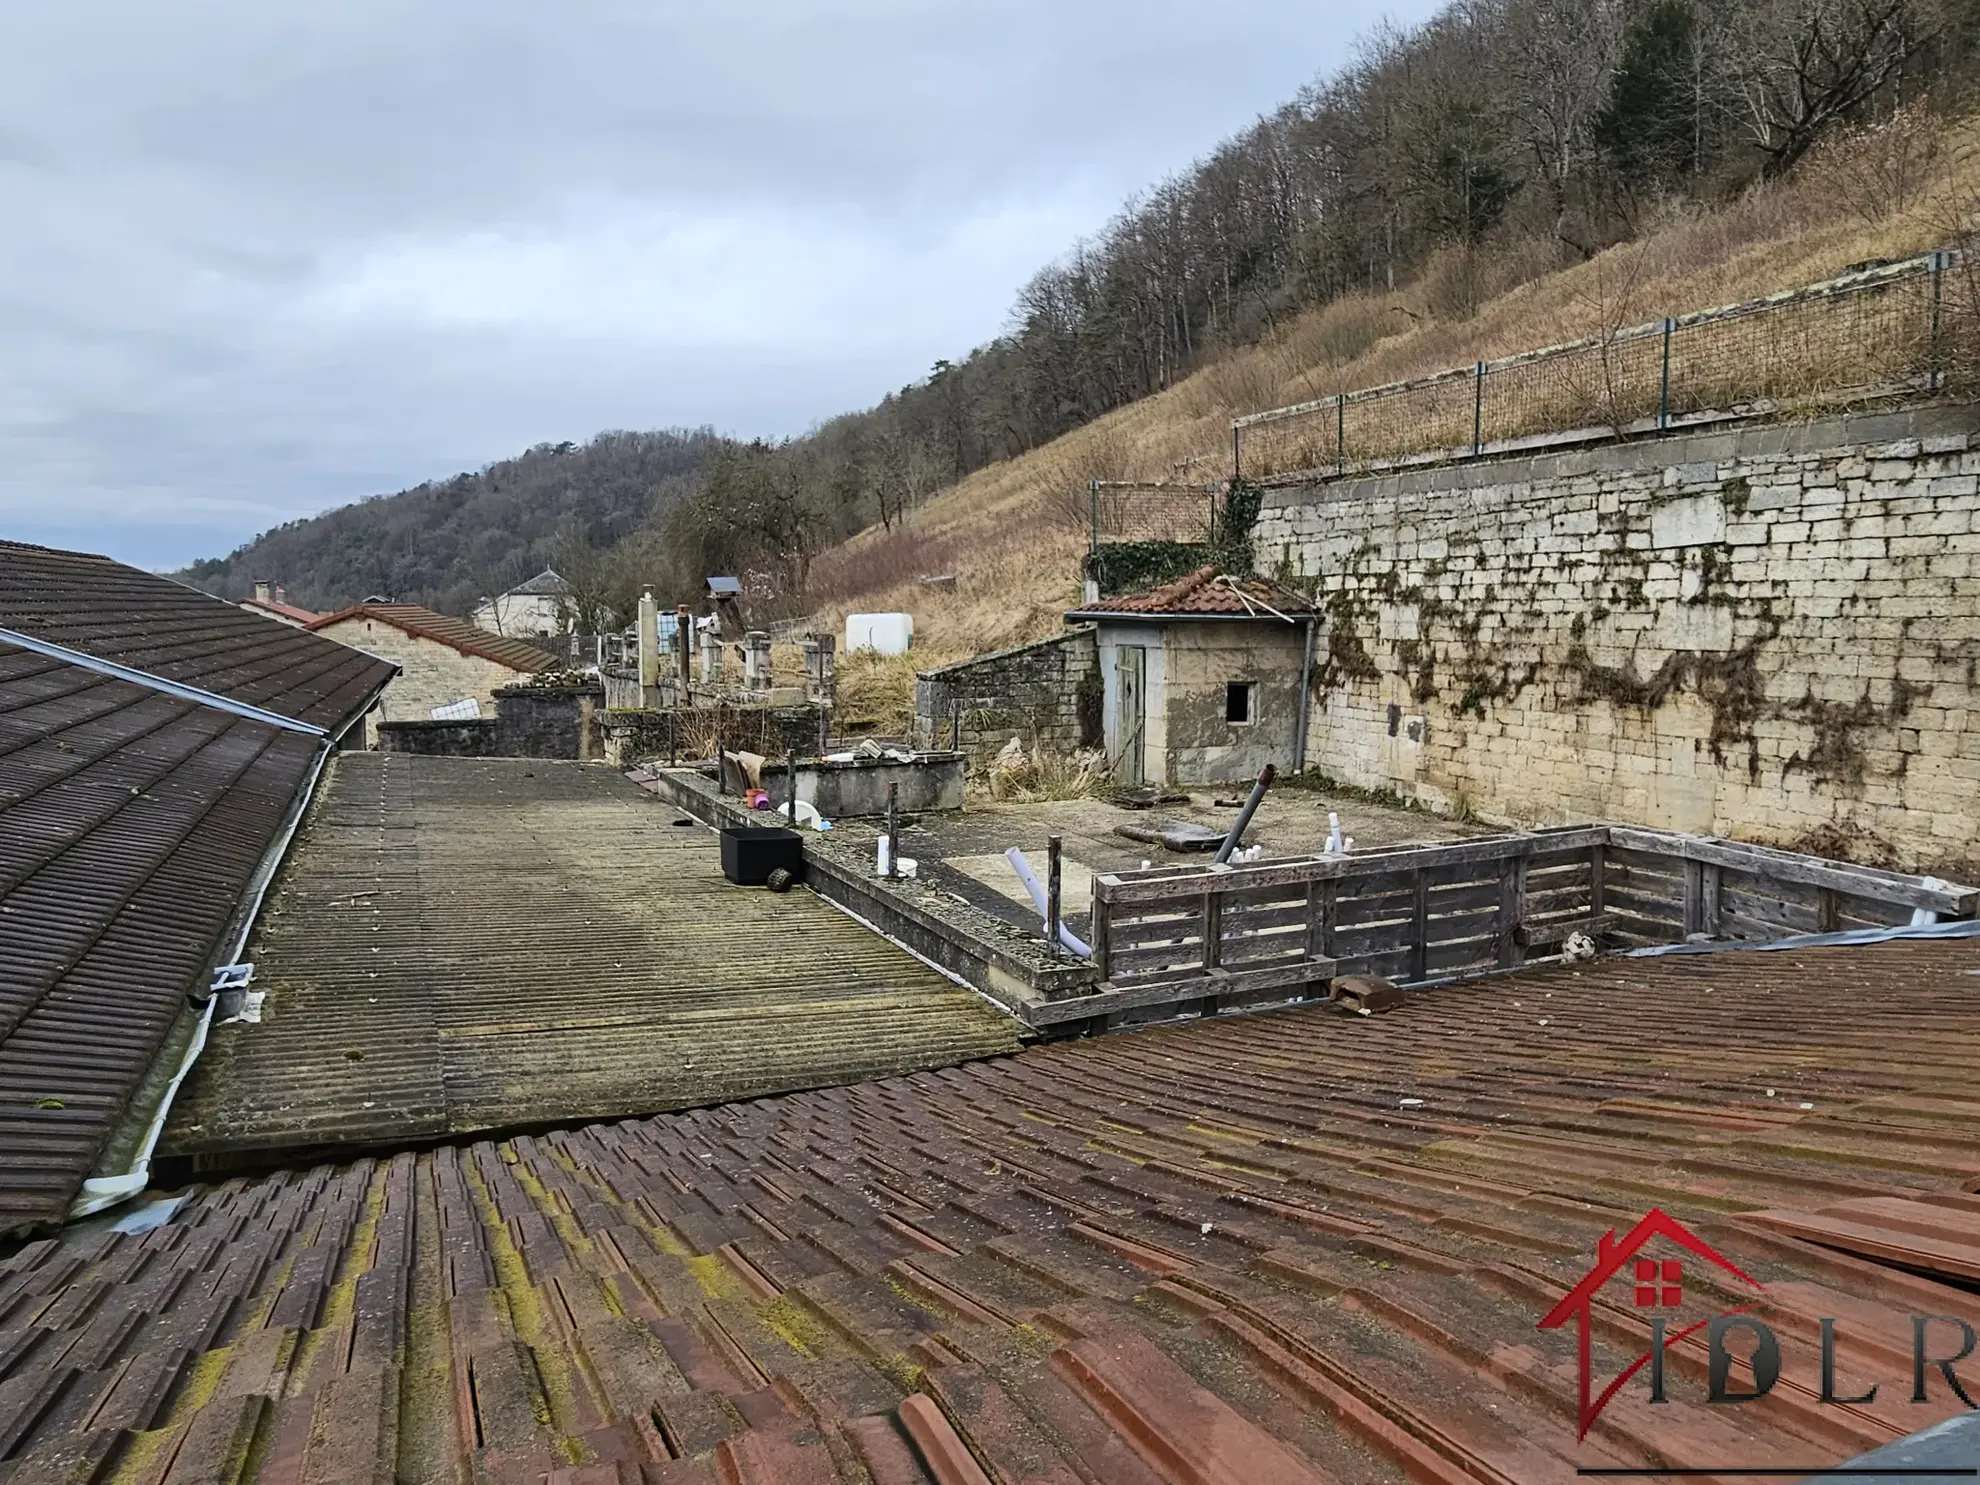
[{"x1": 844, "y1": 612, "x2": 914, "y2": 656}]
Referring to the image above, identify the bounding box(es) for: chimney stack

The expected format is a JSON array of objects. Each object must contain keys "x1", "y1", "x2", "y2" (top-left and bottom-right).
[{"x1": 253, "y1": 580, "x2": 272, "y2": 603}]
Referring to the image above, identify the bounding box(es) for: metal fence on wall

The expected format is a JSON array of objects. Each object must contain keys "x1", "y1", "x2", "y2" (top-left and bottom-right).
[
  {"x1": 1086, "y1": 479, "x2": 1224, "y2": 553},
  {"x1": 1231, "y1": 250, "x2": 1958, "y2": 482}
]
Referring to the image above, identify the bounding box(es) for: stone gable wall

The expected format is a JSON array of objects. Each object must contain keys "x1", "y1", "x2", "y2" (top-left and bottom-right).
[{"x1": 914, "y1": 629, "x2": 1102, "y2": 759}]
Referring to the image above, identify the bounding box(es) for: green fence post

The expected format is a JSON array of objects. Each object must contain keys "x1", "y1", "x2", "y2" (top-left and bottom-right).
[
  {"x1": 1335, "y1": 395, "x2": 1345, "y2": 475},
  {"x1": 1930, "y1": 251, "x2": 1946, "y2": 395},
  {"x1": 1658, "y1": 318, "x2": 1674, "y2": 430},
  {"x1": 1472, "y1": 362, "x2": 1485, "y2": 455}
]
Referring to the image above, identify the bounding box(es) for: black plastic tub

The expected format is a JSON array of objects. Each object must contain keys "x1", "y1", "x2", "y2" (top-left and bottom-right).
[{"x1": 720, "y1": 826, "x2": 804, "y2": 886}]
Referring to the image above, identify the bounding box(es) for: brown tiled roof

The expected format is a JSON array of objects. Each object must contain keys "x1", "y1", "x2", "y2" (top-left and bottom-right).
[
  {"x1": 307, "y1": 602, "x2": 557, "y2": 672},
  {"x1": 8, "y1": 937, "x2": 1980, "y2": 1480},
  {"x1": 0, "y1": 640, "x2": 320, "y2": 1237},
  {"x1": 0, "y1": 540, "x2": 395, "y2": 735},
  {"x1": 164, "y1": 754, "x2": 1019, "y2": 1158},
  {"x1": 238, "y1": 595, "x2": 319, "y2": 625},
  {"x1": 1068, "y1": 563, "x2": 1315, "y2": 618}
]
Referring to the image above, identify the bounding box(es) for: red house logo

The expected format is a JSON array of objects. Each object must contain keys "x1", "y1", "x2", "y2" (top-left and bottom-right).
[{"x1": 1536, "y1": 1208, "x2": 1769, "y2": 1440}]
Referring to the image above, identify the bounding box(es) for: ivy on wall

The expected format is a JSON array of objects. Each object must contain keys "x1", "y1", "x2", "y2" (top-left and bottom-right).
[{"x1": 1084, "y1": 479, "x2": 1268, "y2": 597}]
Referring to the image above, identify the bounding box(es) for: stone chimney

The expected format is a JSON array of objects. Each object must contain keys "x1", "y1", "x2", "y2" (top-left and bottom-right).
[{"x1": 253, "y1": 580, "x2": 272, "y2": 603}]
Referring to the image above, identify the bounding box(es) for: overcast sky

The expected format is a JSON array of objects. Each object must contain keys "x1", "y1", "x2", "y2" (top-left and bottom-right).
[{"x1": 0, "y1": 1, "x2": 1429, "y2": 570}]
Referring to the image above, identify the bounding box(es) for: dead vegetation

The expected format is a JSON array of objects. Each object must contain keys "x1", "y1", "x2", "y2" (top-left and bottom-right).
[{"x1": 807, "y1": 114, "x2": 1980, "y2": 660}]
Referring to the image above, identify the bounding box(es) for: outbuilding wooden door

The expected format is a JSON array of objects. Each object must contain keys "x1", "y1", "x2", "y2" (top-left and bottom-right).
[{"x1": 1114, "y1": 645, "x2": 1146, "y2": 785}]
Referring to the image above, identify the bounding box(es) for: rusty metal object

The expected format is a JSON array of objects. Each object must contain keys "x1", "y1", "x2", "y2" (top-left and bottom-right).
[
  {"x1": 6, "y1": 937, "x2": 1980, "y2": 1481},
  {"x1": 1329, "y1": 974, "x2": 1405, "y2": 1013}
]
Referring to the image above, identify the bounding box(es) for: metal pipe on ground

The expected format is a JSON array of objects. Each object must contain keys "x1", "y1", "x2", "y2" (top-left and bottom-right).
[
  {"x1": 1005, "y1": 846, "x2": 1093, "y2": 957},
  {"x1": 1214, "y1": 764, "x2": 1276, "y2": 866}
]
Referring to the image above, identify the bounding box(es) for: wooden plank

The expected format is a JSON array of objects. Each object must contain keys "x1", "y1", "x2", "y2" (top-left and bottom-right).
[
  {"x1": 1027, "y1": 958, "x2": 1337, "y2": 1027},
  {"x1": 1091, "y1": 895, "x2": 1112, "y2": 982},
  {"x1": 1202, "y1": 892, "x2": 1223, "y2": 972},
  {"x1": 1817, "y1": 887, "x2": 1841, "y2": 934},
  {"x1": 1319, "y1": 880, "x2": 1337, "y2": 960},
  {"x1": 1589, "y1": 842, "x2": 1606, "y2": 918},
  {"x1": 1515, "y1": 913, "x2": 1616, "y2": 949},
  {"x1": 1496, "y1": 854, "x2": 1520, "y2": 969},
  {"x1": 1409, "y1": 870, "x2": 1429, "y2": 983},
  {"x1": 1094, "y1": 827, "x2": 1612, "y2": 905},
  {"x1": 1682, "y1": 859, "x2": 1705, "y2": 938},
  {"x1": 1109, "y1": 941, "x2": 1206, "y2": 972},
  {"x1": 1607, "y1": 826, "x2": 1978, "y2": 914},
  {"x1": 1701, "y1": 863, "x2": 1723, "y2": 937}
]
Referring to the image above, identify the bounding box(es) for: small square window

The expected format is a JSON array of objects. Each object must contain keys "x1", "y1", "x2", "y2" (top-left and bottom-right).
[{"x1": 1225, "y1": 683, "x2": 1253, "y2": 725}]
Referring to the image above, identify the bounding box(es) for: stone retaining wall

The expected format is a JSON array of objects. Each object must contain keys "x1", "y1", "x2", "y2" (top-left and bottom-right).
[{"x1": 1253, "y1": 404, "x2": 1980, "y2": 870}]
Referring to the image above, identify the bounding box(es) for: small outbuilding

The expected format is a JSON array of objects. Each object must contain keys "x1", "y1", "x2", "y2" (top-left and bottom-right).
[
  {"x1": 307, "y1": 603, "x2": 557, "y2": 746},
  {"x1": 1066, "y1": 565, "x2": 1317, "y2": 786}
]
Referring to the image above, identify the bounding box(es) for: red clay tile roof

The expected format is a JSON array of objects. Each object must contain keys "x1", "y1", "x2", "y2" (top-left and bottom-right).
[
  {"x1": 0, "y1": 540, "x2": 394, "y2": 735},
  {"x1": 5, "y1": 937, "x2": 1978, "y2": 1480},
  {"x1": 238, "y1": 595, "x2": 319, "y2": 625},
  {"x1": 307, "y1": 603, "x2": 557, "y2": 672},
  {"x1": 1069, "y1": 563, "x2": 1315, "y2": 618},
  {"x1": 0, "y1": 639, "x2": 320, "y2": 1237}
]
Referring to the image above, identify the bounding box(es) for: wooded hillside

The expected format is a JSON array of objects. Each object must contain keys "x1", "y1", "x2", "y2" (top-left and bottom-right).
[
  {"x1": 180, "y1": 430, "x2": 720, "y2": 618},
  {"x1": 184, "y1": 0, "x2": 1980, "y2": 623}
]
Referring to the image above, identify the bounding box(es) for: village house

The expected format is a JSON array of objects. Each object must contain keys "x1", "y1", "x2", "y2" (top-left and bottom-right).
[
  {"x1": 306, "y1": 602, "x2": 556, "y2": 743},
  {"x1": 471, "y1": 566, "x2": 575, "y2": 637},
  {"x1": 1065, "y1": 564, "x2": 1317, "y2": 786},
  {"x1": 236, "y1": 578, "x2": 318, "y2": 627}
]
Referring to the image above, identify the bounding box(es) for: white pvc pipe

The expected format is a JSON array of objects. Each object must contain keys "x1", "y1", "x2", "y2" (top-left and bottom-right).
[{"x1": 1003, "y1": 847, "x2": 1094, "y2": 958}]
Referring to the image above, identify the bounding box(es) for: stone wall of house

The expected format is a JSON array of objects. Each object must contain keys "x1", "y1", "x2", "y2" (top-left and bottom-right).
[
  {"x1": 1253, "y1": 404, "x2": 1980, "y2": 870},
  {"x1": 914, "y1": 628, "x2": 1101, "y2": 758},
  {"x1": 313, "y1": 619, "x2": 529, "y2": 746}
]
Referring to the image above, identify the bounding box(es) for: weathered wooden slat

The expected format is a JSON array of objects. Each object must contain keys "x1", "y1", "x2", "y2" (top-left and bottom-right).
[
  {"x1": 1607, "y1": 826, "x2": 1978, "y2": 914},
  {"x1": 1092, "y1": 827, "x2": 1611, "y2": 905},
  {"x1": 1026, "y1": 958, "x2": 1336, "y2": 1027},
  {"x1": 1108, "y1": 940, "x2": 1206, "y2": 972},
  {"x1": 1515, "y1": 913, "x2": 1616, "y2": 949}
]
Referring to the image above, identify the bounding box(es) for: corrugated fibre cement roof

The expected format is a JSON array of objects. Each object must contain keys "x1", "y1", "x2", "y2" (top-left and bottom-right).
[
  {"x1": 161, "y1": 754, "x2": 1019, "y2": 1162},
  {"x1": 3, "y1": 935, "x2": 1978, "y2": 1483}
]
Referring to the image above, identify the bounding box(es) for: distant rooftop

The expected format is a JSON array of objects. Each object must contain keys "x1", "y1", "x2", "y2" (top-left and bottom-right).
[
  {"x1": 239, "y1": 595, "x2": 319, "y2": 625},
  {"x1": 505, "y1": 567, "x2": 573, "y2": 597},
  {"x1": 306, "y1": 602, "x2": 558, "y2": 673}
]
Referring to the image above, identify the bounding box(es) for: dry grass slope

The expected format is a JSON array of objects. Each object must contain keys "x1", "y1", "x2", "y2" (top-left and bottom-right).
[{"x1": 807, "y1": 114, "x2": 1980, "y2": 701}]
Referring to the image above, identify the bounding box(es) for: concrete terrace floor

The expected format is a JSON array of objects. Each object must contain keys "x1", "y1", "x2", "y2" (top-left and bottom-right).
[{"x1": 163, "y1": 754, "x2": 1019, "y2": 1165}]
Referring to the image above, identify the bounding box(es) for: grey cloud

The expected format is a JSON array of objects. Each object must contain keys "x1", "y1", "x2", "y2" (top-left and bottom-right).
[{"x1": 0, "y1": 0, "x2": 1435, "y2": 569}]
